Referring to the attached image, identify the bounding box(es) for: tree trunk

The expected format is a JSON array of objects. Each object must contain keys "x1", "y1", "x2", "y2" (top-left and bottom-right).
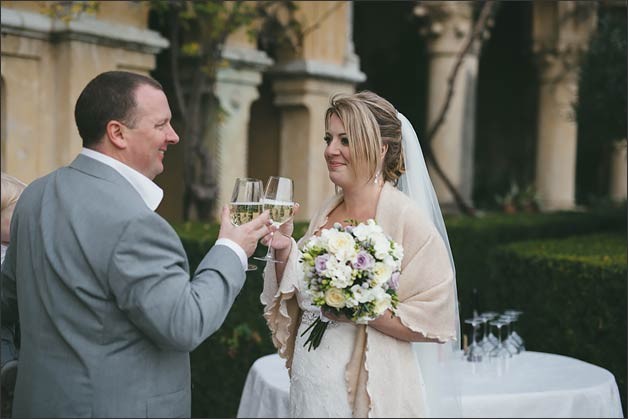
[{"x1": 422, "y1": 1, "x2": 498, "y2": 216}]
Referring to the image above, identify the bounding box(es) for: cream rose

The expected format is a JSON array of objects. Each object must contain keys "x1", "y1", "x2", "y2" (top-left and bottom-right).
[
  {"x1": 325, "y1": 230, "x2": 357, "y2": 262},
  {"x1": 324, "y1": 288, "x2": 346, "y2": 308}
]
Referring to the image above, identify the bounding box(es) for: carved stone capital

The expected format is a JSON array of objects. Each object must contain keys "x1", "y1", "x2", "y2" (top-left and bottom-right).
[
  {"x1": 532, "y1": 1, "x2": 597, "y2": 81},
  {"x1": 533, "y1": 48, "x2": 584, "y2": 83},
  {"x1": 414, "y1": 1, "x2": 475, "y2": 54}
]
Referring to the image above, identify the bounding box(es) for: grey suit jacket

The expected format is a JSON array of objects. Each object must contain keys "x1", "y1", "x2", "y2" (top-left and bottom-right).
[{"x1": 1, "y1": 155, "x2": 245, "y2": 418}]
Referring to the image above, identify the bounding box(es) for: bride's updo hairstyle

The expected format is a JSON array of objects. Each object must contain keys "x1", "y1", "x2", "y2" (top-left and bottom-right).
[{"x1": 325, "y1": 91, "x2": 405, "y2": 185}]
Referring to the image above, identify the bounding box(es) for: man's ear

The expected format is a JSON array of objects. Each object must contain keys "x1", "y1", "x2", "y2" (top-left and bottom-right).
[{"x1": 105, "y1": 120, "x2": 127, "y2": 150}]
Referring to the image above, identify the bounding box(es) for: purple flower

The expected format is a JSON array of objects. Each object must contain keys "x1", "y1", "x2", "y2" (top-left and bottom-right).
[
  {"x1": 352, "y1": 251, "x2": 374, "y2": 270},
  {"x1": 387, "y1": 271, "x2": 400, "y2": 290},
  {"x1": 315, "y1": 254, "x2": 330, "y2": 273}
]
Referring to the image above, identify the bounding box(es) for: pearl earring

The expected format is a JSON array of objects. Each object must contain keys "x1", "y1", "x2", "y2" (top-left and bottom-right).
[{"x1": 374, "y1": 171, "x2": 380, "y2": 185}]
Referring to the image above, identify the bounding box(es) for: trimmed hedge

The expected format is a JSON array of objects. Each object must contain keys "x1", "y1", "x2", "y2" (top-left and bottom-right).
[
  {"x1": 487, "y1": 233, "x2": 627, "y2": 413},
  {"x1": 173, "y1": 208, "x2": 626, "y2": 418},
  {"x1": 446, "y1": 209, "x2": 626, "y2": 320}
]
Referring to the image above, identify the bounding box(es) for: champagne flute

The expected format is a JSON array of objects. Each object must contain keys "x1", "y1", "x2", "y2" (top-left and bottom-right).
[
  {"x1": 254, "y1": 176, "x2": 294, "y2": 264},
  {"x1": 230, "y1": 177, "x2": 264, "y2": 271}
]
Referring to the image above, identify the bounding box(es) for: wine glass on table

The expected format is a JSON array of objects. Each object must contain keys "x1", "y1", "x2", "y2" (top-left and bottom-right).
[
  {"x1": 504, "y1": 309, "x2": 525, "y2": 352},
  {"x1": 479, "y1": 311, "x2": 499, "y2": 353},
  {"x1": 464, "y1": 317, "x2": 486, "y2": 363},
  {"x1": 230, "y1": 177, "x2": 264, "y2": 271},
  {"x1": 254, "y1": 176, "x2": 294, "y2": 264}
]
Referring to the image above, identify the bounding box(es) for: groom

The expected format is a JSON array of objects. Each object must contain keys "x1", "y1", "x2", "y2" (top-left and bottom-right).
[{"x1": 0, "y1": 71, "x2": 271, "y2": 418}]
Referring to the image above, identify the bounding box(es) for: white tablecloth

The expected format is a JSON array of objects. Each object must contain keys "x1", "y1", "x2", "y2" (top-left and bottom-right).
[{"x1": 237, "y1": 351, "x2": 624, "y2": 418}]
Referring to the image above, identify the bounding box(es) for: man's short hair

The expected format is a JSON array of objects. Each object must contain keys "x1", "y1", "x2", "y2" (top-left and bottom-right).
[{"x1": 74, "y1": 71, "x2": 163, "y2": 147}]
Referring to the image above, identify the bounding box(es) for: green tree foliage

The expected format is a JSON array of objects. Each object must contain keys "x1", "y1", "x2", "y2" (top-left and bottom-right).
[
  {"x1": 150, "y1": 1, "x2": 300, "y2": 221},
  {"x1": 38, "y1": 0, "x2": 99, "y2": 21}
]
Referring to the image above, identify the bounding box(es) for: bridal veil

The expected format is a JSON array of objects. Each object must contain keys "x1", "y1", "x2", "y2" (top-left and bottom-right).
[{"x1": 396, "y1": 112, "x2": 463, "y2": 417}]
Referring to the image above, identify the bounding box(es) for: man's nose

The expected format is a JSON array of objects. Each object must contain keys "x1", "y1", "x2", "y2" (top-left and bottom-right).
[{"x1": 167, "y1": 123, "x2": 180, "y2": 144}]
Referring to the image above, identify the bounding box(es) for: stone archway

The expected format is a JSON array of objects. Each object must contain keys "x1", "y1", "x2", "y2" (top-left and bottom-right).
[{"x1": 247, "y1": 76, "x2": 280, "y2": 186}]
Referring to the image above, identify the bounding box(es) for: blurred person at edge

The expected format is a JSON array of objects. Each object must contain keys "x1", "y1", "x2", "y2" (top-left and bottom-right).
[
  {"x1": 1, "y1": 172, "x2": 27, "y2": 416},
  {"x1": 1, "y1": 71, "x2": 272, "y2": 418}
]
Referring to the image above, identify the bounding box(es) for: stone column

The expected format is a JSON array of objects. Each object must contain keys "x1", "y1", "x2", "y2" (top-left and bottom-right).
[
  {"x1": 610, "y1": 140, "x2": 627, "y2": 201},
  {"x1": 416, "y1": 1, "x2": 479, "y2": 212},
  {"x1": 213, "y1": 46, "x2": 273, "y2": 217},
  {"x1": 533, "y1": 52, "x2": 580, "y2": 210},
  {"x1": 270, "y1": 63, "x2": 365, "y2": 221},
  {"x1": 532, "y1": 2, "x2": 597, "y2": 210}
]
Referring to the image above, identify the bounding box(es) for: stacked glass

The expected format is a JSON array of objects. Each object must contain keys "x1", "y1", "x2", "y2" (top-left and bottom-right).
[{"x1": 463, "y1": 310, "x2": 525, "y2": 365}]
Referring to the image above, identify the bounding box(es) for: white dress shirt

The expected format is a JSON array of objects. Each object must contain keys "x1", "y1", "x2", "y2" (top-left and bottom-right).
[
  {"x1": 80, "y1": 148, "x2": 247, "y2": 270},
  {"x1": 1, "y1": 243, "x2": 7, "y2": 265}
]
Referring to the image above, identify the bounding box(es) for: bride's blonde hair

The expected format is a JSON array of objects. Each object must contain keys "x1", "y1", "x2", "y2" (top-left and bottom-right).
[{"x1": 325, "y1": 91, "x2": 405, "y2": 185}]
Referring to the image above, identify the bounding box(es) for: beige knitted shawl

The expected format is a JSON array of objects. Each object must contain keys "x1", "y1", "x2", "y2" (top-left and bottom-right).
[{"x1": 261, "y1": 182, "x2": 457, "y2": 418}]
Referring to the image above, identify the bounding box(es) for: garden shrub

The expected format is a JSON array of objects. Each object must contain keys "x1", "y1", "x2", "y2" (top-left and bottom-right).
[
  {"x1": 487, "y1": 233, "x2": 626, "y2": 412},
  {"x1": 446, "y1": 208, "x2": 625, "y2": 320}
]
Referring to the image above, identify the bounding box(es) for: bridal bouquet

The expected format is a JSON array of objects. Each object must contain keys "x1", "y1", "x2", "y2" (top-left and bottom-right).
[{"x1": 299, "y1": 219, "x2": 403, "y2": 351}]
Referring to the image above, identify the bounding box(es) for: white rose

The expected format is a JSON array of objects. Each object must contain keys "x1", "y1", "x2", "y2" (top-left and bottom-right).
[
  {"x1": 304, "y1": 235, "x2": 320, "y2": 250},
  {"x1": 351, "y1": 223, "x2": 368, "y2": 241},
  {"x1": 372, "y1": 291, "x2": 392, "y2": 316},
  {"x1": 391, "y1": 242, "x2": 404, "y2": 261},
  {"x1": 326, "y1": 257, "x2": 353, "y2": 288},
  {"x1": 372, "y1": 262, "x2": 392, "y2": 286},
  {"x1": 344, "y1": 294, "x2": 358, "y2": 308},
  {"x1": 325, "y1": 231, "x2": 357, "y2": 262},
  {"x1": 350, "y1": 284, "x2": 374, "y2": 303},
  {"x1": 372, "y1": 234, "x2": 391, "y2": 260},
  {"x1": 382, "y1": 254, "x2": 396, "y2": 269},
  {"x1": 366, "y1": 219, "x2": 380, "y2": 230},
  {"x1": 311, "y1": 290, "x2": 325, "y2": 300}
]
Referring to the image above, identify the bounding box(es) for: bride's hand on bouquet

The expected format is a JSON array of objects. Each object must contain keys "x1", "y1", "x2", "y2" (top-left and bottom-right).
[{"x1": 321, "y1": 308, "x2": 351, "y2": 324}]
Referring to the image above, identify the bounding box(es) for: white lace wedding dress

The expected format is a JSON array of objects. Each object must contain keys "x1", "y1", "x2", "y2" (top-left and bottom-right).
[{"x1": 289, "y1": 262, "x2": 356, "y2": 418}]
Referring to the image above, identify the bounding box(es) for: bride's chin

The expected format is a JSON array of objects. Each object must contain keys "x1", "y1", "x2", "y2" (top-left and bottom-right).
[{"x1": 328, "y1": 174, "x2": 345, "y2": 188}]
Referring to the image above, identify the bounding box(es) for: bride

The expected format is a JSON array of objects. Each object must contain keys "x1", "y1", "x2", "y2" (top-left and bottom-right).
[{"x1": 260, "y1": 91, "x2": 461, "y2": 418}]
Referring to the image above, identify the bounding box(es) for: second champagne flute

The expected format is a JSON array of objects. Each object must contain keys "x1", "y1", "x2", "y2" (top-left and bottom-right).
[
  {"x1": 230, "y1": 177, "x2": 264, "y2": 271},
  {"x1": 254, "y1": 176, "x2": 294, "y2": 264}
]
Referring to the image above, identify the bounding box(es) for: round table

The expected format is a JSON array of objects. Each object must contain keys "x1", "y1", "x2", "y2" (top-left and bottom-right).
[{"x1": 237, "y1": 351, "x2": 624, "y2": 418}]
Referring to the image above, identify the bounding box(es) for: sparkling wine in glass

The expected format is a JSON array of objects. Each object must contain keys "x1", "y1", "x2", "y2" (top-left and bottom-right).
[
  {"x1": 254, "y1": 176, "x2": 294, "y2": 264},
  {"x1": 230, "y1": 178, "x2": 264, "y2": 271}
]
